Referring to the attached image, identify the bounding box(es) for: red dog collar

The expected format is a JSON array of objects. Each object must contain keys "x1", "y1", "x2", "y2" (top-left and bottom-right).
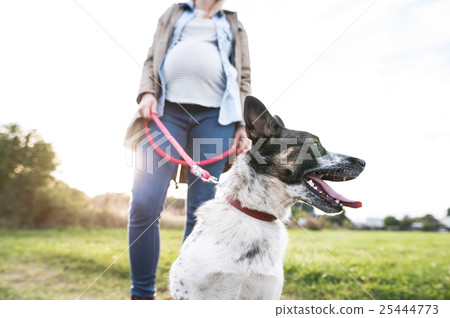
[{"x1": 226, "y1": 197, "x2": 277, "y2": 222}]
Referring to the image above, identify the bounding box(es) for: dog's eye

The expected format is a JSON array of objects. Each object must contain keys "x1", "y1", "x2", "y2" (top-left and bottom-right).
[
  {"x1": 314, "y1": 142, "x2": 324, "y2": 150},
  {"x1": 311, "y1": 142, "x2": 325, "y2": 155}
]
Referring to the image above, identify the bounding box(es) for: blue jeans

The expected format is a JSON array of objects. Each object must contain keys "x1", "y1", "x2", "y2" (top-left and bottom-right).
[{"x1": 128, "y1": 101, "x2": 236, "y2": 298}]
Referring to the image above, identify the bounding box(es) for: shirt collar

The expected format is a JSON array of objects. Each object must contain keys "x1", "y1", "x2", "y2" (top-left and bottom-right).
[
  {"x1": 180, "y1": 1, "x2": 194, "y2": 11},
  {"x1": 180, "y1": 1, "x2": 224, "y2": 17}
]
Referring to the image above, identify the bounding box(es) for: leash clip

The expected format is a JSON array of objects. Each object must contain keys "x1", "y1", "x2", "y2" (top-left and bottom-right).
[
  {"x1": 191, "y1": 164, "x2": 218, "y2": 185},
  {"x1": 203, "y1": 175, "x2": 218, "y2": 185}
]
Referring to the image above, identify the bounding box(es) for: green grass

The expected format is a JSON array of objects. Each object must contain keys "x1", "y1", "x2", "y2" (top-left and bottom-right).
[{"x1": 0, "y1": 229, "x2": 448, "y2": 299}]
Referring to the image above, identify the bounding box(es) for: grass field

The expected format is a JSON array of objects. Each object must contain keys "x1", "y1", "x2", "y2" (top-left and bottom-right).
[{"x1": 0, "y1": 228, "x2": 448, "y2": 300}]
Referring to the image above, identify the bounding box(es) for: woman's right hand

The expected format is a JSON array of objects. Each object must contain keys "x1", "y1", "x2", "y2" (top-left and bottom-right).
[{"x1": 138, "y1": 93, "x2": 158, "y2": 121}]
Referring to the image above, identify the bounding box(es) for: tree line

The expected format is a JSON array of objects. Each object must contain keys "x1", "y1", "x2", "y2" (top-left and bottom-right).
[
  {"x1": 383, "y1": 213, "x2": 447, "y2": 231},
  {"x1": 0, "y1": 124, "x2": 127, "y2": 228}
]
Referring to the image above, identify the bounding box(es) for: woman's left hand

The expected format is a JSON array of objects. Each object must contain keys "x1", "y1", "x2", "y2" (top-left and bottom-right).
[{"x1": 232, "y1": 127, "x2": 251, "y2": 154}]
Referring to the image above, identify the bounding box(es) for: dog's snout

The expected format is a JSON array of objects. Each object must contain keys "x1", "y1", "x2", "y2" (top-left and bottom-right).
[{"x1": 357, "y1": 159, "x2": 366, "y2": 167}]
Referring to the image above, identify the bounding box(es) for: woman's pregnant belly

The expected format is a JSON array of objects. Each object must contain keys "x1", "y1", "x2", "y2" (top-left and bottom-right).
[{"x1": 163, "y1": 40, "x2": 226, "y2": 106}]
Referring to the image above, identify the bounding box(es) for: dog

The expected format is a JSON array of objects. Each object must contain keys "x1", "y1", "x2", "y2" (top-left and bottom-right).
[{"x1": 169, "y1": 96, "x2": 365, "y2": 299}]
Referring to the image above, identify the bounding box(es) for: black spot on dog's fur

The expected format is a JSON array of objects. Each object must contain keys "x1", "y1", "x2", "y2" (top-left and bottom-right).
[
  {"x1": 237, "y1": 242, "x2": 261, "y2": 262},
  {"x1": 259, "y1": 177, "x2": 269, "y2": 190},
  {"x1": 247, "y1": 167, "x2": 256, "y2": 187},
  {"x1": 180, "y1": 280, "x2": 184, "y2": 286}
]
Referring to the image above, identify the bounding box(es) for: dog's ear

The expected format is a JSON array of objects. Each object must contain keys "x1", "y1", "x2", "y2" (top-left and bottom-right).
[
  {"x1": 273, "y1": 115, "x2": 285, "y2": 128},
  {"x1": 244, "y1": 96, "x2": 282, "y2": 142}
]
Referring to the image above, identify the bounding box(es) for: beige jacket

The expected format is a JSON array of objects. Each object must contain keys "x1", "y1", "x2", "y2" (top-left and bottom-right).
[{"x1": 124, "y1": 3, "x2": 251, "y2": 144}]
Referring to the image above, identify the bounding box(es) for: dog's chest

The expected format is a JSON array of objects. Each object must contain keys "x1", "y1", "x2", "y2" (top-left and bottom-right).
[
  {"x1": 188, "y1": 219, "x2": 288, "y2": 275},
  {"x1": 230, "y1": 228, "x2": 286, "y2": 270}
]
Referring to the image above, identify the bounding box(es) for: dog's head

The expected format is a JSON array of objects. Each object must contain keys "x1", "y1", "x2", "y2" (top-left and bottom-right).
[{"x1": 244, "y1": 96, "x2": 365, "y2": 214}]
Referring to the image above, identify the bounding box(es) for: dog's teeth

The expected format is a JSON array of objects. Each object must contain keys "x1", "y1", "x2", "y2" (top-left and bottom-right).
[
  {"x1": 335, "y1": 199, "x2": 340, "y2": 204},
  {"x1": 343, "y1": 177, "x2": 347, "y2": 181},
  {"x1": 339, "y1": 203, "x2": 343, "y2": 207}
]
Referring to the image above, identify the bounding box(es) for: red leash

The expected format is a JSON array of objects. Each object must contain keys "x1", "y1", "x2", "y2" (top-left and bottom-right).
[{"x1": 144, "y1": 112, "x2": 237, "y2": 184}]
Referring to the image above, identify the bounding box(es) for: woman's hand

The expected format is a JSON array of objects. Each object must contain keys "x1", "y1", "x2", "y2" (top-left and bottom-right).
[
  {"x1": 232, "y1": 127, "x2": 251, "y2": 154},
  {"x1": 138, "y1": 93, "x2": 158, "y2": 121}
]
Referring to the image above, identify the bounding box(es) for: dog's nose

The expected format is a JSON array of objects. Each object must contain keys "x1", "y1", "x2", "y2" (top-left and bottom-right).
[{"x1": 358, "y1": 159, "x2": 366, "y2": 167}]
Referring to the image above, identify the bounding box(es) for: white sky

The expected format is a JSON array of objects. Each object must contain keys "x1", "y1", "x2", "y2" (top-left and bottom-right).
[{"x1": 1, "y1": 0, "x2": 449, "y2": 222}]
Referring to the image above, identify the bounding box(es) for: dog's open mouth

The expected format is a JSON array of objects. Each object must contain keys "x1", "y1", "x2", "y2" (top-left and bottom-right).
[{"x1": 304, "y1": 172, "x2": 362, "y2": 209}]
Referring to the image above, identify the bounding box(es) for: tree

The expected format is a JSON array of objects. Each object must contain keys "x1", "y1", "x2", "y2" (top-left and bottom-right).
[
  {"x1": 384, "y1": 216, "x2": 400, "y2": 229},
  {"x1": 447, "y1": 208, "x2": 450, "y2": 217},
  {"x1": 0, "y1": 124, "x2": 57, "y2": 227},
  {"x1": 416, "y1": 214, "x2": 440, "y2": 232},
  {"x1": 399, "y1": 215, "x2": 413, "y2": 231},
  {"x1": 0, "y1": 124, "x2": 56, "y2": 189}
]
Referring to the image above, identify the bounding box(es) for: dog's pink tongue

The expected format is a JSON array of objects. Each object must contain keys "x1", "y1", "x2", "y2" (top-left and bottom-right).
[{"x1": 307, "y1": 176, "x2": 362, "y2": 208}]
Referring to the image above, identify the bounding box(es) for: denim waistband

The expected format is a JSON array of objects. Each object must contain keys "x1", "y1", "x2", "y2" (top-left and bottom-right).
[{"x1": 165, "y1": 100, "x2": 220, "y2": 113}]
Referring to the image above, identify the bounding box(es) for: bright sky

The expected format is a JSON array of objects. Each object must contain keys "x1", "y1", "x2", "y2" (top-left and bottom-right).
[{"x1": 1, "y1": 0, "x2": 449, "y2": 223}]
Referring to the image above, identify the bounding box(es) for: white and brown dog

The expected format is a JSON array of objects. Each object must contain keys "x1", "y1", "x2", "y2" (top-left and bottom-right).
[{"x1": 169, "y1": 96, "x2": 365, "y2": 299}]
